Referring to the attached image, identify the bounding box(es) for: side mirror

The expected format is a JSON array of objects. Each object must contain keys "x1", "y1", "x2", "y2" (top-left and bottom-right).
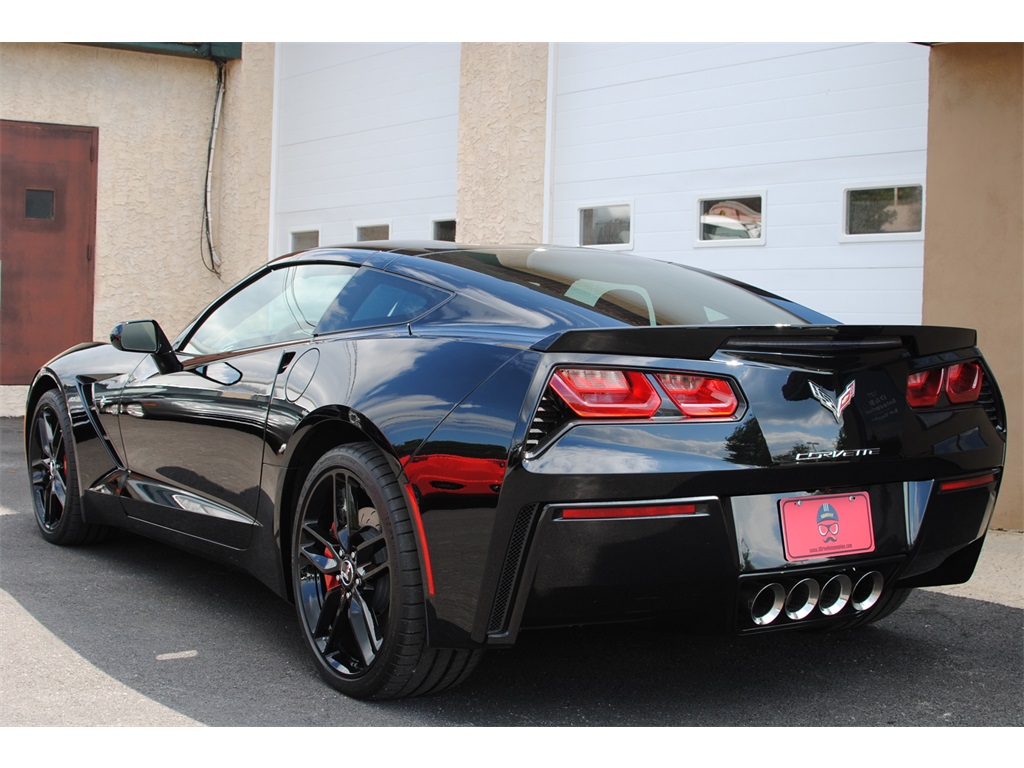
[{"x1": 110, "y1": 320, "x2": 182, "y2": 374}]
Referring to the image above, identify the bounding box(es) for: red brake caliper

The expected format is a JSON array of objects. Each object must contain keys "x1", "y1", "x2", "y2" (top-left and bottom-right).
[{"x1": 324, "y1": 522, "x2": 339, "y2": 592}]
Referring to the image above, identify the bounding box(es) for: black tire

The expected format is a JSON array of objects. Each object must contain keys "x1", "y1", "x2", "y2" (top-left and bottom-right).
[
  {"x1": 27, "y1": 390, "x2": 106, "y2": 545},
  {"x1": 291, "y1": 443, "x2": 481, "y2": 699}
]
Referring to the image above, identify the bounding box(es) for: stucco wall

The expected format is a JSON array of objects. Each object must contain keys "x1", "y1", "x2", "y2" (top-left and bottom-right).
[
  {"x1": 0, "y1": 43, "x2": 275, "y2": 347},
  {"x1": 923, "y1": 43, "x2": 1023, "y2": 530},
  {"x1": 456, "y1": 43, "x2": 548, "y2": 243}
]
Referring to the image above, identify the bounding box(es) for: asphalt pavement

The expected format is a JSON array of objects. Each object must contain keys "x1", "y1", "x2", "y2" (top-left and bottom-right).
[{"x1": 1, "y1": 417, "x2": 1021, "y2": 728}]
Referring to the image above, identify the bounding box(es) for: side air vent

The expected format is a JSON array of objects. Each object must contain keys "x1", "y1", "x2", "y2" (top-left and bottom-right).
[
  {"x1": 525, "y1": 388, "x2": 571, "y2": 454},
  {"x1": 488, "y1": 503, "x2": 539, "y2": 634},
  {"x1": 978, "y1": 379, "x2": 1005, "y2": 431}
]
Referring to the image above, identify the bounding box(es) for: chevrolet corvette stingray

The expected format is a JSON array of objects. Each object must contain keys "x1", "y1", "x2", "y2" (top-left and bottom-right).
[{"x1": 25, "y1": 242, "x2": 1006, "y2": 699}]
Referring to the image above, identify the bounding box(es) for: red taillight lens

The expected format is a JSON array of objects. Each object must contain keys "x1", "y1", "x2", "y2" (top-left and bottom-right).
[
  {"x1": 550, "y1": 368, "x2": 661, "y2": 418},
  {"x1": 906, "y1": 368, "x2": 945, "y2": 408},
  {"x1": 946, "y1": 362, "x2": 983, "y2": 404},
  {"x1": 656, "y1": 373, "x2": 739, "y2": 418},
  {"x1": 907, "y1": 362, "x2": 984, "y2": 409}
]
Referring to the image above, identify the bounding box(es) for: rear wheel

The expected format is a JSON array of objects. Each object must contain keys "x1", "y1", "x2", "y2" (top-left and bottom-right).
[
  {"x1": 27, "y1": 390, "x2": 106, "y2": 545},
  {"x1": 291, "y1": 443, "x2": 481, "y2": 699}
]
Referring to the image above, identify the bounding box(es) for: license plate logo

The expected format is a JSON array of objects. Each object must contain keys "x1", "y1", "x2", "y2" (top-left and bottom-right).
[{"x1": 780, "y1": 492, "x2": 875, "y2": 562}]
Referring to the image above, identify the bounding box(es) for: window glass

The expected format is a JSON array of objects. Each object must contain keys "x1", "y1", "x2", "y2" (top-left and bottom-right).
[
  {"x1": 316, "y1": 270, "x2": 451, "y2": 334},
  {"x1": 357, "y1": 224, "x2": 390, "y2": 241},
  {"x1": 291, "y1": 230, "x2": 320, "y2": 251},
  {"x1": 433, "y1": 220, "x2": 457, "y2": 242},
  {"x1": 579, "y1": 204, "x2": 631, "y2": 246},
  {"x1": 183, "y1": 264, "x2": 357, "y2": 354},
  {"x1": 846, "y1": 186, "x2": 922, "y2": 235},
  {"x1": 25, "y1": 189, "x2": 55, "y2": 220},
  {"x1": 699, "y1": 196, "x2": 763, "y2": 241},
  {"x1": 432, "y1": 247, "x2": 808, "y2": 327}
]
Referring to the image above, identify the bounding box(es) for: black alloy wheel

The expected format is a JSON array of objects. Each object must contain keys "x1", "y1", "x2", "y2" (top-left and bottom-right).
[
  {"x1": 291, "y1": 443, "x2": 481, "y2": 699},
  {"x1": 27, "y1": 390, "x2": 104, "y2": 545}
]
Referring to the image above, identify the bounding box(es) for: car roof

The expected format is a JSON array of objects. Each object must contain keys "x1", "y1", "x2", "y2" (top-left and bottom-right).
[{"x1": 270, "y1": 241, "x2": 828, "y2": 329}]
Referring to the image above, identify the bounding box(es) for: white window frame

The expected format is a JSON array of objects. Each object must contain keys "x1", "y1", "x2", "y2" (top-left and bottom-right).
[
  {"x1": 288, "y1": 227, "x2": 321, "y2": 254},
  {"x1": 354, "y1": 220, "x2": 392, "y2": 242},
  {"x1": 839, "y1": 182, "x2": 925, "y2": 243},
  {"x1": 694, "y1": 190, "x2": 766, "y2": 248},
  {"x1": 577, "y1": 200, "x2": 634, "y2": 250}
]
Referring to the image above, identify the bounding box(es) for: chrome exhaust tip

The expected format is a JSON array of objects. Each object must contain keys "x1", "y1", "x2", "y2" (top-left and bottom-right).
[
  {"x1": 784, "y1": 578, "x2": 820, "y2": 621},
  {"x1": 818, "y1": 574, "x2": 853, "y2": 616},
  {"x1": 750, "y1": 582, "x2": 786, "y2": 626},
  {"x1": 852, "y1": 571, "x2": 884, "y2": 612}
]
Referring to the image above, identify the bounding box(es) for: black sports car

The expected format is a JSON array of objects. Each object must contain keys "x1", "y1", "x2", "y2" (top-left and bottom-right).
[{"x1": 25, "y1": 242, "x2": 1006, "y2": 699}]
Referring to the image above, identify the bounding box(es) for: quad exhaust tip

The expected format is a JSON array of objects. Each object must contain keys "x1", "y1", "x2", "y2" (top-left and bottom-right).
[
  {"x1": 851, "y1": 570, "x2": 884, "y2": 612},
  {"x1": 784, "y1": 578, "x2": 820, "y2": 621},
  {"x1": 748, "y1": 571, "x2": 885, "y2": 626}
]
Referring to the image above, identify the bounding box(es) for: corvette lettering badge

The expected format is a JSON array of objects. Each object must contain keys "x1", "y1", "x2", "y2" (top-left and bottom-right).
[{"x1": 808, "y1": 380, "x2": 856, "y2": 423}]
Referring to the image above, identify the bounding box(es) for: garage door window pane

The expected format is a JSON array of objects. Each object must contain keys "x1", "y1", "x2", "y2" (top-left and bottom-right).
[
  {"x1": 291, "y1": 230, "x2": 320, "y2": 251},
  {"x1": 580, "y1": 204, "x2": 631, "y2": 246},
  {"x1": 699, "y1": 196, "x2": 763, "y2": 241},
  {"x1": 846, "y1": 186, "x2": 922, "y2": 235},
  {"x1": 357, "y1": 224, "x2": 390, "y2": 241},
  {"x1": 433, "y1": 220, "x2": 457, "y2": 241}
]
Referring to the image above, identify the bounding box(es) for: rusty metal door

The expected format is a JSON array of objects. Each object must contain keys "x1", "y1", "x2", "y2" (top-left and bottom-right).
[{"x1": 1, "y1": 120, "x2": 97, "y2": 384}]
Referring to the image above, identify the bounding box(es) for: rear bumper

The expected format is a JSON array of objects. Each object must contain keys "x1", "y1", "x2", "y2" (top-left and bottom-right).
[{"x1": 486, "y1": 470, "x2": 999, "y2": 644}]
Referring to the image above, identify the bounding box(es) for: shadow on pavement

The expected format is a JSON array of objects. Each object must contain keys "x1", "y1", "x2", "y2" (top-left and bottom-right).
[{"x1": 2, "y1": 507, "x2": 1020, "y2": 727}]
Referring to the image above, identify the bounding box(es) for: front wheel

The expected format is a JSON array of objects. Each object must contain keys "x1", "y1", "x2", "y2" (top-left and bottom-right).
[
  {"x1": 27, "y1": 390, "x2": 107, "y2": 545},
  {"x1": 291, "y1": 443, "x2": 480, "y2": 699}
]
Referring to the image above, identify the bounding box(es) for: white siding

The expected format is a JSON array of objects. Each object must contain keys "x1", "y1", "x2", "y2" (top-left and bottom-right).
[
  {"x1": 548, "y1": 42, "x2": 930, "y2": 324},
  {"x1": 272, "y1": 43, "x2": 460, "y2": 255}
]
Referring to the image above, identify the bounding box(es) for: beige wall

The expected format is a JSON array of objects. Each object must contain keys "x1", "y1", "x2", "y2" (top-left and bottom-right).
[
  {"x1": 923, "y1": 43, "x2": 1023, "y2": 530},
  {"x1": 456, "y1": 43, "x2": 548, "y2": 244},
  {"x1": 0, "y1": 43, "x2": 275, "y2": 345}
]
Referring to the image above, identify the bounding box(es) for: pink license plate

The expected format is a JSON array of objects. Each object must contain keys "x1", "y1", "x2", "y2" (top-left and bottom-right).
[{"x1": 780, "y1": 492, "x2": 875, "y2": 562}]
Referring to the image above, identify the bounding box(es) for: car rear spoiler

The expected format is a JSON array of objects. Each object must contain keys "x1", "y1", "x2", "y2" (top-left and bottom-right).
[{"x1": 531, "y1": 325, "x2": 979, "y2": 360}]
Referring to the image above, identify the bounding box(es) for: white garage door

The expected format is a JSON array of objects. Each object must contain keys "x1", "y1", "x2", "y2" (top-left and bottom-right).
[
  {"x1": 272, "y1": 43, "x2": 461, "y2": 255},
  {"x1": 548, "y1": 42, "x2": 930, "y2": 324}
]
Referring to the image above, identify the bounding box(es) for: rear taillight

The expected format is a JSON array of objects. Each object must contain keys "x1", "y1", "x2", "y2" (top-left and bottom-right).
[
  {"x1": 656, "y1": 373, "x2": 738, "y2": 418},
  {"x1": 549, "y1": 367, "x2": 739, "y2": 420},
  {"x1": 907, "y1": 361, "x2": 984, "y2": 409},
  {"x1": 550, "y1": 368, "x2": 661, "y2": 418},
  {"x1": 946, "y1": 362, "x2": 983, "y2": 404},
  {"x1": 906, "y1": 368, "x2": 945, "y2": 408}
]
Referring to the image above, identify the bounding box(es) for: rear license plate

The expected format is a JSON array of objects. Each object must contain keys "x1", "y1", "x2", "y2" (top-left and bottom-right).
[{"x1": 779, "y1": 492, "x2": 875, "y2": 562}]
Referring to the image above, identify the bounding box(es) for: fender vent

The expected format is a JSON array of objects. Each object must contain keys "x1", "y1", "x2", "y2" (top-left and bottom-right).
[
  {"x1": 488, "y1": 503, "x2": 538, "y2": 634},
  {"x1": 525, "y1": 389, "x2": 571, "y2": 454},
  {"x1": 978, "y1": 379, "x2": 1004, "y2": 431}
]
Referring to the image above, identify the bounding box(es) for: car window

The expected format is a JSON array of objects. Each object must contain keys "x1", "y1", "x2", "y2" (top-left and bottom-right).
[
  {"x1": 316, "y1": 269, "x2": 451, "y2": 335},
  {"x1": 182, "y1": 263, "x2": 358, "y2": 355}
]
